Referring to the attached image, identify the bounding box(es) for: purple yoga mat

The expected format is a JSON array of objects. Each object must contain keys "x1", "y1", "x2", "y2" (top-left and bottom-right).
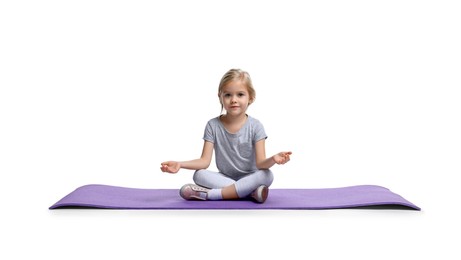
[{"x1": 49, "y1": 184, "x2": 420, "y2": 210}]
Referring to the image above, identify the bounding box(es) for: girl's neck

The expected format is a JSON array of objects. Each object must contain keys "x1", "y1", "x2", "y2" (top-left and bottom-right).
[
  {"x1": 220, "y1": 113, "x2": 247, "y2": 124},
  {"x1": 220, "y1": 113, "x2": 248, "y2": 134}
]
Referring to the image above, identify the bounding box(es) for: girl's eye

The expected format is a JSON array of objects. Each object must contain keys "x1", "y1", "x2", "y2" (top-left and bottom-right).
[
  {"x1": 238, "y1": 93, "x2": 245, "y2": 97},
  {"x1": 224, "y1": 94, "x2": 231, "y2": 97}
]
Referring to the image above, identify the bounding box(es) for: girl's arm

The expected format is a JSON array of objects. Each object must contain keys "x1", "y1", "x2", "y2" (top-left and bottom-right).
[
  {"x1": 160, "y1": 141, "x2": 214, "y2": 173},
  {"x1": 255, "y1": 139, "x2": 292, "y2": 170}
]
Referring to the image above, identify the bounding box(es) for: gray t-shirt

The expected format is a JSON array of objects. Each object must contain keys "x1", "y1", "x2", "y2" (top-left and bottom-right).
[{"x1": 203, "y1": 115, "x2": 267, "y2": 179}]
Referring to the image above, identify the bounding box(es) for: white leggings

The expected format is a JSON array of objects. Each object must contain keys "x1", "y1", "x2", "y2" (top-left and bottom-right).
[{"x1": 193, "y1": 169, "x2": 274, "y2": 198}]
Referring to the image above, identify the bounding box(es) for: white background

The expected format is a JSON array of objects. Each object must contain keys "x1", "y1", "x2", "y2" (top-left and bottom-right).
[{"x1": 1, "y1": 0, "x2": 460, "y2": 259}]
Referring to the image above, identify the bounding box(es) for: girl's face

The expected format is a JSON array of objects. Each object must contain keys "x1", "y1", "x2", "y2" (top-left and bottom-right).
[{"x1": 219, "y1": 80, "x2": 252, "y2": 117}]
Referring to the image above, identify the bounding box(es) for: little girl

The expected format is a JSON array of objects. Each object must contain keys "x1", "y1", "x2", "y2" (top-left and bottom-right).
[{"x1": 160, "y1": 68, "x2": 292, "y2": 203}]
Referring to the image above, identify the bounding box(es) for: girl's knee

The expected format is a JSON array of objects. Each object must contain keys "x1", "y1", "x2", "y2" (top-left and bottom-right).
[
  {"x1": 258, "y1": 169, "x2": 274, "y2": 186},
  {"x1": 192, "y1": 169, "x2": 207, "y2": 185}
]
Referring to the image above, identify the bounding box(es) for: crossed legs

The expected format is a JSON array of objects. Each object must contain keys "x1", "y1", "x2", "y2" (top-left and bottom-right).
[{"x1": 192, "y1": 169, "x2": 274, "y2": 199}]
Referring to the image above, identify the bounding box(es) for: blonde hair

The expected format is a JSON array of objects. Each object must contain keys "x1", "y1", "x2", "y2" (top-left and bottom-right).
[{"x1": 218, "y1": 68, "x2": 256, "y2": 113}]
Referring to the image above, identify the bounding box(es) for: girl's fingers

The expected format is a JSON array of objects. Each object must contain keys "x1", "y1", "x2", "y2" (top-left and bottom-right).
[
  {"x1": 160, "y1": 164, "x2": 172, "y2": 172},
  {"x1": 284, "y1": 152, "x2": 291, "y2": 163}
]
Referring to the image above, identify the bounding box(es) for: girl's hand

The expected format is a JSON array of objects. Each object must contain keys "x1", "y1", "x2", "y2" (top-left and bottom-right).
[
  {"x1": 273, "y1": 151, "x2": 292, "y2": 165},
  {"x1": 160, "y1": 161, "x2": 181, "y2": 173}
]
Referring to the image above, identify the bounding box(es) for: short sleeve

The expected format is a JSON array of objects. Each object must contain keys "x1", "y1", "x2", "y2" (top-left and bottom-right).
[
  {"x1": 203, "y1": 120, "x2": 215, "y2": 143},
  {"x1": 253, "y1": 119, "x2": 267, "y2": 142}
]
